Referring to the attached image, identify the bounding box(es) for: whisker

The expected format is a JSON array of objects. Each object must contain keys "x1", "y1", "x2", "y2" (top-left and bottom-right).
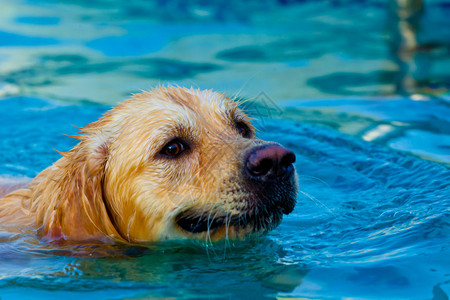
[
  {"x1": 299, "y1": 175, "x2": 331, "y2": 189},
  {"x1": 299, "y1": 190, "x2": 335, "y2": 216},
  {"x1": 186, "y1": 79, "x2": 200, "y2": 90},
  {"x1": 204, "y1": 234, "x2": 212, "y2": 262},
  {"x1": 204, "y1": 208, "x2": 214, "y2": 262},
  {"x1": 230, "y1": 72, "x2": 261, "y2": 101},
  {"x1": 205, "y1": 204, "x2": 219, "y2": 257},
  {"x1": 224, "y1": 210, "x2": 231, "y2": 257}
]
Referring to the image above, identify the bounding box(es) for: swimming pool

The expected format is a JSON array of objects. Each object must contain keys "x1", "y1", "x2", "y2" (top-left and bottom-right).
[{"x1": 0, "y1": 0, "x2": 449, "y2": 299}]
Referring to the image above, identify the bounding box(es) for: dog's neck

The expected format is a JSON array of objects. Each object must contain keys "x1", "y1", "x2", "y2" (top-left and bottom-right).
[{"x1": 20, "y1": 144, "x2": 124, "y2": 244}]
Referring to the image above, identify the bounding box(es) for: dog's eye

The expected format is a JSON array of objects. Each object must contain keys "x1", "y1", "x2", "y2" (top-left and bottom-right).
[
  {"x1": 236, "y1": 121, "x2": 251, "y2": 138},
  {"x1": 161, "y1": 139, "x2": 186, "y2": 157}
]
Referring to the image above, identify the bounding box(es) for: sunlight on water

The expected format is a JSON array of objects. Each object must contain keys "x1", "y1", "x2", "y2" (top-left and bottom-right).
[
  {"x1": 0, "y1": 98, "x2": 449, "y2": 299},
  {"x1": 0, "y1": 0, "x2": 450, "y2": 299}
]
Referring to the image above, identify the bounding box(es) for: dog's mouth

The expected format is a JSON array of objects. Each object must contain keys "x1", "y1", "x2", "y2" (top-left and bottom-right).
[
  {"x1": 175, "y1": 208, "x2": 284, "y2": 235},
  {"x1": 176, "y1": 211, "x2": 245, "y2": 233},
  {"x1": 174, "y1": 180, "x2": 297, "y2": 237}
]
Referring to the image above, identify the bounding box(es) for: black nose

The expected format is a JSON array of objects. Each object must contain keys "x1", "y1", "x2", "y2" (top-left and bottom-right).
[{"x1": 246, "y1": 145, "x2": 296, "y2": 181}]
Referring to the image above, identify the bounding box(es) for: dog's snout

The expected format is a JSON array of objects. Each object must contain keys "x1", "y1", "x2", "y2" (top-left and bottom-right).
[{"x1": 246, "y1": 145, "x2": 296, "y2": 181}]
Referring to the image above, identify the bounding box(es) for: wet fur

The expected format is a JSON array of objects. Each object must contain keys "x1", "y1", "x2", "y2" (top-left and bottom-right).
[{"x1": 0, "y1": 87, "x2": 297, "y2": 244}]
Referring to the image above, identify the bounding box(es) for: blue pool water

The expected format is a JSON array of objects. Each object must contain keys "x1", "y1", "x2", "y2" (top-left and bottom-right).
[
  {"x1": 0, "y1": 96, "x2": 449, "y2": 299},
  {"x1": 1, "y1": 0, "x2": 450, "y2": 299}
]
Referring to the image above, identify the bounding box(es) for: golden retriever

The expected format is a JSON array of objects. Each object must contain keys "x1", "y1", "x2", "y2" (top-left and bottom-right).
[{"x1": 0, "y1": 86, "x2": 298, "y2": 244}]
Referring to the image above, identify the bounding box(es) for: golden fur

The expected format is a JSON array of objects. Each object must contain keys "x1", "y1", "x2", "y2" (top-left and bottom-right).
[{"x1": 0, "y1": 87, "x2": 297, "y2": 244}]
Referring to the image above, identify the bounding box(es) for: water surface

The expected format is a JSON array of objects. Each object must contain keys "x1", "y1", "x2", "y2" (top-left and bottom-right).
[
  {"x1": 0, "y1": 97, "x2": 449, "y2": 299},
  {"x1": 0, "y1": 0, "x2": 450, "y2": 299}
]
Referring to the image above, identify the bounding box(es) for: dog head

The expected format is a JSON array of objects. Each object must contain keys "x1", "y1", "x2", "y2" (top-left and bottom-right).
[{"x1": 36, "y1": 87, "x2": 298, "y2": 243}]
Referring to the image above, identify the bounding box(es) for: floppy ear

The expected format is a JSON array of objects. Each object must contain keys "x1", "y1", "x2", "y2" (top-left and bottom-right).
[{"x1": 33, "y1": 137, "x2": 126, "y2": 243}]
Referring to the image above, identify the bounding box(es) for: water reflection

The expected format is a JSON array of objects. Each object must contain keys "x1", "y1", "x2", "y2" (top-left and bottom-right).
[
  {"x1": 389, "y1": 0, "x2": 450, "y2": 96},
  {"x1": 0, "y1": 232, "x2": 308, "y2": 298},
  {"x1": 0, "y1": 97, "x2": 449, "y2": 298},
  {"x1": 389, "y1": 0, "x2": 425, "y2": 95},
  {"x1": 0, "y1": 1, "x2": 450, "y2": 297},
  {"x1": 1, "y1": 0, "x2": 449, "y2": 102}
]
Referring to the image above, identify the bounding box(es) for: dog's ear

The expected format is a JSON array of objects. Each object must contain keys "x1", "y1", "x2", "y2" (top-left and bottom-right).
[{"x1": 34, "y1": 135, "x2": 125, "y2": 243}]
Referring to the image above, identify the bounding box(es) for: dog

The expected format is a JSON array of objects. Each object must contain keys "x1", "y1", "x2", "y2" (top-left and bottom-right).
[{"x1": 0, "y1": 86, "x2": 298, "y2": 244}]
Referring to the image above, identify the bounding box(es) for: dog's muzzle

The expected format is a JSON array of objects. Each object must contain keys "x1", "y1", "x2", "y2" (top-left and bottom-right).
[
  {"x1": 175, "y1": 144, "x2": 298, "y2": 236},
  {"x1": 243, "y1": 144, "x2": 297, "y2": 214}
]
